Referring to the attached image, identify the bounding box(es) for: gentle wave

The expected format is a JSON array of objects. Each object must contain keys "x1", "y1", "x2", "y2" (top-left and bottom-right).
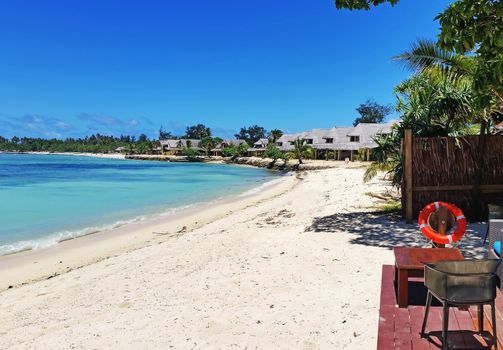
[
  {"x1": 0, "y1": 205, "x2": 194, "y2": 256},
  {"x1": 238, "y1": 176, "x2": 289, "y2": 197},
  {"x1": 0, "y1": 176, "x2": 287, "y2": 256}
]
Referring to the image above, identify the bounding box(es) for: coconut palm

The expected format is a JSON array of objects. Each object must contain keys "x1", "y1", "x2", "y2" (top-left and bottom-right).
[
  {"x1": 363, "y1": 132, "x2": 402, "y2": 185},
  {"x1": 394, "y1": 39, "x2": 502, "y2": 199},
  {"x1": 200, "y1": 137, "x2": 217, "y2": 157},
  {"x1": 394, "y1": 39, "x2": 474, "y2": 82},
  {"x1": 394, "y1": 38, "x2": 501, "y2": 131},
  {"x1": 394, "y1": 71, "x2": 475, "y2": 137},
  {"x1": 269, "y1": 129, "x2": 283, "y2": 143},
  {"x1": 284, "y1": 139, "x2": 314, "y2": 165},
  {"x1": 363, "y1": 41, "x2": 480, "y2": 185}
]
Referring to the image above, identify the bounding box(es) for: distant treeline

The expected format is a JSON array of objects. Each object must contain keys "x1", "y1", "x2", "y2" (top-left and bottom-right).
[
  {"x1": 0, "y1": 134, "x2": 157, "y2": 154},
  {"x1": 0, "y1": 123, "x2": 275, "y2": 154}
]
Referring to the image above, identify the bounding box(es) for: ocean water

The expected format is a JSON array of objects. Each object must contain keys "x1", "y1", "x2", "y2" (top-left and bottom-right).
[{"x1": 0, "y1": 154, "x2": 281, "y2": 255}]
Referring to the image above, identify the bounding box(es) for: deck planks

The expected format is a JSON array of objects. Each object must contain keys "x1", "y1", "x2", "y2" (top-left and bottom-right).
[{"x1": 377, "y1": 264, "x2": 502, "y2": 350}]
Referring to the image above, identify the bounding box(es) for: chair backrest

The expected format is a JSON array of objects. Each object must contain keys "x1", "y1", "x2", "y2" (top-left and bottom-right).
[
  {"x1": 488, "y1": 204, "x2": 503, "y2": 220},
  {"x1": 425, "y1": 259, "x2": 501, "y2": 303},
  {"x1": 428, "y1": 259, "x2": 501, "y2": 275},
  {"x1": 489, "y1": 219, "x2": 503, "y2": 251}
]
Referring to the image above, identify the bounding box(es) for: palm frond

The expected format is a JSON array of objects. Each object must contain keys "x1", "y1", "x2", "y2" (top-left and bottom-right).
[{"x1": 394, "y1": 39, "x2": 474, "y2": 80}]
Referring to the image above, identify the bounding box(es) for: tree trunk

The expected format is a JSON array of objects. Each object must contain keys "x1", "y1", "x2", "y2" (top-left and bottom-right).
[{"x1": 473, "y1": 120, "x2": 488, "y2": 218}]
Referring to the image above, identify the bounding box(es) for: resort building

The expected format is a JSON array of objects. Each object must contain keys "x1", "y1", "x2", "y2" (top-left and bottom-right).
[
  {"x1": 159, "y1": 121, "x2": 396, "y2": 159},
  {"x1": 247, "y1": 138, "x2": 269, "y2": 157},
  {"x1": 114, "y1": 146, "x2": 127, "y2": 153},
  {"x1": 211, "y1": 139, "x2": 248, "y2": 156},
  {"x1": 159, "y1": 139, "x2": 203, "y2": 155},
  {"x1": 275, "y1": 120, "x2": 398, "y2": 161}
]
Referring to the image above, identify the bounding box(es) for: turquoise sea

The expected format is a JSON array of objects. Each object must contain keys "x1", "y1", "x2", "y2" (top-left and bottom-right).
[{"x1": 0, "y1": 154, "x2": 280, "y2": 255}]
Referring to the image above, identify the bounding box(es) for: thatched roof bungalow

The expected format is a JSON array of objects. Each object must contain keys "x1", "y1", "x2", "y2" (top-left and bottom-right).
[
  {"x1": 211, "y1": 139, "x2": 248, "y2": 156},
  {"x1": 275, "y1": 120, "x2": 397, "y2": 160},
  {"x1": 247, "y1": 138, "x2": 269, "y2": 156},
  {"x1": 160, "y1": 139, "x2": 203, "y2": 155}
]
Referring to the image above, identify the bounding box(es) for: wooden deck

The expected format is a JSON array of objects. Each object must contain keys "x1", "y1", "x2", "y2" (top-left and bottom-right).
[{"x1": 377, "y1": 265, "x2": 503, "y2": 349}]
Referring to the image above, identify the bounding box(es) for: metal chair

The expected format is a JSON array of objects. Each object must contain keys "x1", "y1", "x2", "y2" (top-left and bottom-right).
[
  {"x1": 421, "y1": 259, "x2": 501, "y2": 350},
  {"x1": 488, "y1": 219, "x2": 503, "y2": 291},
  {"x1": 484, "y1": 204, "x2": 503, "y2": 244}
]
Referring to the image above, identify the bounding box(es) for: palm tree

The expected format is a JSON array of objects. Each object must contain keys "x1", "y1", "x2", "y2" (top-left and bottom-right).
[
  {"x1": 363, "y1": 40, "x2": 481, "y2": 185},
  {"x1": 394, "y1": 38, "x2": 501, "y2": 132},
  {"x1": 269, "y1": 129, "x2": 283, "y2": 143},
  {"x1": 284, "y1": 139, "x2": 314, "y2": 165},
  {"x1": 363, "y1": 132, "x2": 402, "y2": 185},
  {"x1": 394, "y1": 70, "x2": 475, "y2": 137},
  {"x1": 200, "y1": 137, "x2": 216, "y2": 157},
  {"x1": 393, "y1": 38, "x2": 502, "y2": 201}
]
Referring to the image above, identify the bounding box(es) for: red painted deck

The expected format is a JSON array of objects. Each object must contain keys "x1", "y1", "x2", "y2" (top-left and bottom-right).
[{"x1": 377, "y1": 265, "x2": 503, "y2": 349}]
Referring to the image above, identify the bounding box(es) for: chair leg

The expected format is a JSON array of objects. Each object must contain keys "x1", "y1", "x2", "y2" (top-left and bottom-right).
[
  {"x1": 442, "y1": 303, "x2": 450, "y2": 350},
  {"x1": 479, "y1": 304, "x2": 484, "y2": 335},
  {"x1": 421, "y1": 291, "x2": 432, "y2": 338},
  {"x1": 492, "y1": 301, "x2": 498, "y2": 350}
]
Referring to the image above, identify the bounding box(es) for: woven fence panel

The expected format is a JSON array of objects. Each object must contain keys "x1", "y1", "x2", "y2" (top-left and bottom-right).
[{"x1": 402, "y1": 135, "x2": 503, "y2": 221}]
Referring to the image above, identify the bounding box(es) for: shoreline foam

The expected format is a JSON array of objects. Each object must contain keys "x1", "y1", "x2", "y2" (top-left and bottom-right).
[
  {"x1": 0, "y1": 173, "x2": 297, "y2": 290},
  {"x1": 0, "y1": 166, "x2": 398, "y2": 349},
  {"x1": 0, "y1": 175, "x2": 289, "y2": 257}
]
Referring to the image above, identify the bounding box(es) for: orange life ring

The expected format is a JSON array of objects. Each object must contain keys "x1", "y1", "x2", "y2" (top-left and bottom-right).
[{"x1": 418, "y1": 201, "x2": 467, "y2": 245}]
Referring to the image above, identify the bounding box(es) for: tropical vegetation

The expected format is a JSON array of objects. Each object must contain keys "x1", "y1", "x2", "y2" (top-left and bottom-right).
[
  {"x1": 262, "y1": 144, "x2": 283, "y2": 161},
  {"x1": 269, "y1": 129, "x2": 284, "y2": 142},
  {"x1": 220, "y1": 143, "x2": 249, "y2": 158},
  {"x1": 364, "y1": 37, "x2": 501, "y2": 185},
  {"x1": 185, "y1": 124, "x2": 212, "y2": 139},
  {"x1": 0, "y1": 134, "x2": 157, "y2": 154},
  {"x1": 353, "y1": 100, "x2": 392, "y2": 126},
  {"x1": 336, "y1": 0, "x2": 503, "y2": 186},
  {"x1": 235, "y1": 125, "x2": 267, "y2": 145},
  {"x1": 335, "y1": 0, "x2": 503, "y2": 124},
  {"x1": 283, "y1": 139, "x2": 315, "y2": 165}
]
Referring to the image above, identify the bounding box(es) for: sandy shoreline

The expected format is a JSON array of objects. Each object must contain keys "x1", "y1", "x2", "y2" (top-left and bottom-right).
[
  {"x1": 0, "y1": 166, "x2": 397, "y2": 349},
  {"x1": 0, "y1": 165, "x2": 489, "y2": 349},
  {"x1": 0, "y1": 173, "x2": 297, "y2": 290}
]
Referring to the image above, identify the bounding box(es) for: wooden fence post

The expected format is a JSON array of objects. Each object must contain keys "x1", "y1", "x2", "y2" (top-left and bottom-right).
[{"x1": 404, "y1": 129, "x2": 413, "y2": 223}]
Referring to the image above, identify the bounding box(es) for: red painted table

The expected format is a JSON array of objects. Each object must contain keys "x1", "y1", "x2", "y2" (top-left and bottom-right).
[{"x1": 393, "y1": 247, "x2": 464, "y2": 308}]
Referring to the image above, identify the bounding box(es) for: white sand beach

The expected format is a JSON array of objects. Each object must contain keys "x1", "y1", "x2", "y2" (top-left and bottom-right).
[{"x1": 0, "y1": 166, "x2": 487, "y2": 349}]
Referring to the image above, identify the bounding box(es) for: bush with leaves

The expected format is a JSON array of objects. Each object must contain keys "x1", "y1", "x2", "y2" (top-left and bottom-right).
[
  {"x1": 283, "y1": 139, "x2": 314, "y2": 164},
  {"x1": 235, "y1": 125, "x2": 267, "y2": 145},
  {"x1": 353, "y1": 100, "x2": 392, "y2": 126},
  {"x1": 181, "y1": 148, "x2": 201, "y2": 161},
  {"x1": 262, "y1": 144, "x2": 283, "y2": 160},
  {"x1": 185, "y1": 124, "x2": 211, "y2": 139}
]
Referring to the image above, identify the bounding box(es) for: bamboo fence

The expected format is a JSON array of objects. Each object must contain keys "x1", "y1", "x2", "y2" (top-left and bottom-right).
[{"x1": 402, "y1": 130, "x2": 503, "y2": 222}]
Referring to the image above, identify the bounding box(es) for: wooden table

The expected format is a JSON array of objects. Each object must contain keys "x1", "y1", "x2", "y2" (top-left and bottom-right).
[{"x1": 394, "y1": 247, "x2": 464, "y2": 308}]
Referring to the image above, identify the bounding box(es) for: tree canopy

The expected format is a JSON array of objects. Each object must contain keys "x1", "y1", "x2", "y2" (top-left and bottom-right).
[
  {"x1": 185, "y1": 124, "x2": 211, "y2": 139},
  {"x1": 335, "y1": 0, "x2": 398, "y2": 10},
  {"x1": 158, "y1": 127, "x2": 173, "y2": 140},
  {"x1": 353, "y1": 100, "x2": 392, "y2": 126},
  {"x1": 269, "y1": 129, "x2": 284, "y2": 142},
  {"x1": 234, "y1": 125, "x2": 267, "y2": 145},
  {"x1": 0, "y1": 134, "x2": 157, "y2": 154},
  {"x1": 335, "y1": 0, "x2": 503, "y2": 114}
]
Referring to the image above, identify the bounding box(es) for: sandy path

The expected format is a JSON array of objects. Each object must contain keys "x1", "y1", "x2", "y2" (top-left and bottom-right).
[{"x1": 0, "y1": 167, "x2": 421, "y2": 349}]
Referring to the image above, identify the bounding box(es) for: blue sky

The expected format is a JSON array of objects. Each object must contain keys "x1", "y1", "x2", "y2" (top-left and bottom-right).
[{"x1": 0, "y1": 0, "x2": 451, "y2": 139}]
